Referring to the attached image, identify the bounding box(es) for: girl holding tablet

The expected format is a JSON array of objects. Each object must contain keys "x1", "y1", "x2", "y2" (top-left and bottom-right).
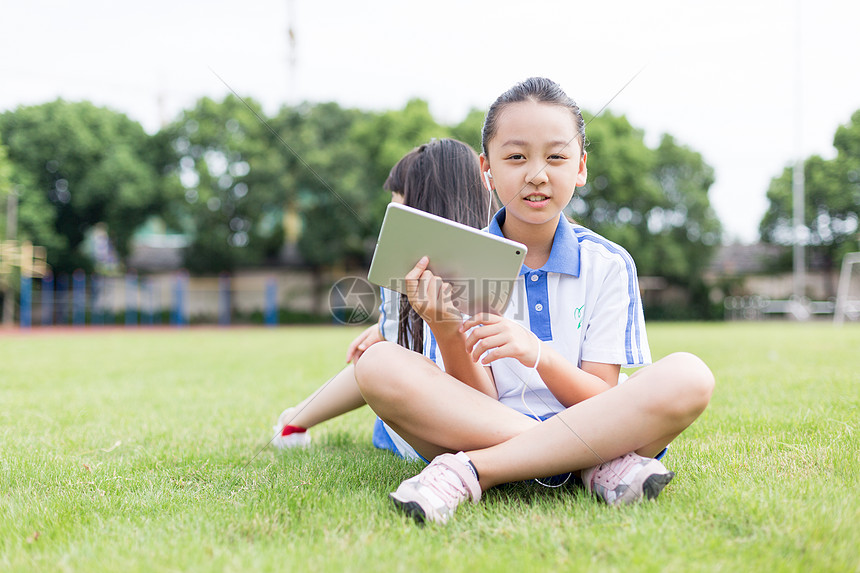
[{"x1": 354, "y1": 77, "x2": 715, "y2": 524}]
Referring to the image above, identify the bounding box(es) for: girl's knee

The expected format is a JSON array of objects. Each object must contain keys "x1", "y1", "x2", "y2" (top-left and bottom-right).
[
  {"x1": 664, "y1": 351, "x2": 715, "y2": 410},
  {"x1": 354, "y1": 341, "x2": 425, "y2": 403},
  {"x1": 638, "y1": 352, "x2": 714, "y2": 420},
  {"x1": 353, "y1": 341, "x2": 396, "y2": 392}
]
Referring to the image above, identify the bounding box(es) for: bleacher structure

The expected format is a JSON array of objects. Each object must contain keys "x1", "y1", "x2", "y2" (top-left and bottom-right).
[{"x1": 0, "y1": 239, "x2": 50, "y2": 326}]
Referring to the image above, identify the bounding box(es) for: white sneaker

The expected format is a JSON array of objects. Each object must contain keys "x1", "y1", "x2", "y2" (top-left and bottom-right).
[
  {"x1": 581, "y1": 452, "x2": 674, "y2": 505},
  {"x1": 271, "y1": 407, "x2": 311, "y2": 449},
  {"x1": 389, "y1": 452, "x2": 482, "y2": 525}
]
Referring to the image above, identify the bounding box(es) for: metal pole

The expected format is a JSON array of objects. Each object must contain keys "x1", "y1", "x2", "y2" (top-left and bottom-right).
[
  {"x1": 791, "y1": 0, "x2": 806, "y2": 307},
  {"x1": 286, "y1": 0, "x2": 297, "y2": 104},
  {"x1": 792, "y1": 158, "x2": 805, "y2": 299}
]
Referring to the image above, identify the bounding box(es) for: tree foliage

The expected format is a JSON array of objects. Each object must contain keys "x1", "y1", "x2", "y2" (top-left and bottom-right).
[
  {"x1": 760, "y1": 110, "x2": 860, "y2": 276},
  {"x1": 574, "y1": 113, "x2": 721, "y2": 284},
  {"x1": 159, "y1": 95, "x2": 288, "y2": 273},
  {"x1": 273, "y1": 101, "x2": 379, "y2": 271},
  {"x1": 0, "y1": 100, "x2": 163, "y2": 273},
  {"x1": 0, "y1": 96, "x2": 727, "y2": 318},
  {"x1": 448, "y1": 108, "x2": 485, "y2": 154},
  {"x1": 159, "y1": 97, "x2": 458, "y2": 274},
  {"x1": 0, "y1": 137, "x2": 11, "y2": 238}
]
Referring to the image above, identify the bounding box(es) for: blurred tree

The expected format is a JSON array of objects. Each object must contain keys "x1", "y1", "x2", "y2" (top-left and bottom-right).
[
  {"x1": 834, "y1": 109, "x2": 860, "y2": 159},
  {"x1": 649, "y1": 134, "x2": 721, "y2": 274},
  {"x1": 574, "y1": 114, "x2": 720, "y2": 278},
  {"x1": 1, "y1": 95, "x2": 725, "y2": 319},
  {"x1": 161, "y1": 97, "x2": 447, "y2": 281},
  {"x1": 760, "y1": 110, "x2": 860, "y2": 288},
  {"x1": 449, "y1": 108, "x2": 485, "y2": 153},
  {"x1": 0, "y1": 137, "x2": 11, "y2": 238},
  {"x1": 0, "y1": 137, "x2": 13, "y2": 322},
  {"x1": 571, "y1": 114, "x2": 721, "y2": 318},
  {"x1": 353, "y1": 98, "x2": 448, "y2": 186},
  {"x1": 832, "y1": 111, "x2": 860, "y2": 256},
  {"x1": 160, "y1": 95, "x2": 288, "y2": 273},
  {"x1": 648, "y1": 135, "x2": 721, "y2": 317},
  {"x1": 292, "y1": 98, "x2": 449, "y2": 267},
  {"x1": 274, "y1": 102, "x2": 380, "y2": 270},
  {"x1": 574, "y1": 112, "x2": 660, "y2": 246},
  {"x1": 266, "y1": 99, "x2": 445, "y2": 312},
  {"x1": 0, "y1": 100, "x2": 163, "y2": 273}
]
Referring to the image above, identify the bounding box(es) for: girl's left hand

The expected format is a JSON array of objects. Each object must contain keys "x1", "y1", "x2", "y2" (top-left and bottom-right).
[
  {"x1": 460, "y1": 313, "x2": 540, "y2": 368},
  {"x1": 345, "y1": 323, "x2": 383, "y2": 364}
]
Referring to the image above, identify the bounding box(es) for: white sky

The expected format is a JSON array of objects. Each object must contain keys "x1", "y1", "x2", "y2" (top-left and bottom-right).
[{"x1": 2, "y1": 0, "x2": 859, "y2": 244}]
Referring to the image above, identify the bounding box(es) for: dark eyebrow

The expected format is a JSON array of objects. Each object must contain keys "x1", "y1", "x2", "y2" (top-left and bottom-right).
[{"x1": 500, "y1": 139, "x2": 571, "y2": 149}]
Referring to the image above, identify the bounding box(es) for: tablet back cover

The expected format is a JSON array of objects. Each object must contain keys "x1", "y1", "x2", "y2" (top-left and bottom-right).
[{"x1": 367, "y1": 204, "x2": 527, "y2": 315}]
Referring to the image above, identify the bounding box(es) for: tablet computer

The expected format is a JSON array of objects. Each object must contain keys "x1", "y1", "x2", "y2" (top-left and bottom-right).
[{"x1": 367, "y1": 203, "x2": 527, "y2": 316}]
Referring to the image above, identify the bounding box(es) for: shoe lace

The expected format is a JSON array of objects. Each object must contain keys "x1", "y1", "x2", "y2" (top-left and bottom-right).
[
  {"x1": 419, "y1": 462, "x2": 470, "y2": 506},
  {"x1": 592, "y1": 453, "x2": 640, "y2": 489}
]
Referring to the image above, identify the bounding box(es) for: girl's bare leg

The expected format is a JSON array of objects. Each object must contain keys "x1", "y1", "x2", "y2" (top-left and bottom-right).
[
  {"x1": 284, "y1": 364, "x2": 367, "y2": 429},
  {"x1": 357, "y1": 344, "x2": 713, "y2": 488},
  {"x1": 354, "y1": 342, "x2": 539, "y2": 460},
  {"x1": 467, "y1": 352, "x2": 714, "y2": 489}
]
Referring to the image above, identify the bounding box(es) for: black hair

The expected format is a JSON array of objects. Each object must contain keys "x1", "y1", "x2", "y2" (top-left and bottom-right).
[
  {"x1": 481, "y1": 77, "x2": 586, "y2": 158},
  {"x1": 383, "y1": 148, "x2": 418, "y2": 195},
  {"x1": 394, "y1": 139, "x2": 491, "y2": 353}
]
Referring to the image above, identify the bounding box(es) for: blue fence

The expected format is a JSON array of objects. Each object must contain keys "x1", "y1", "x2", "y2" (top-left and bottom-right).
[{"x1": 15, "y1": 271, "x2": 282, "y2": 328}]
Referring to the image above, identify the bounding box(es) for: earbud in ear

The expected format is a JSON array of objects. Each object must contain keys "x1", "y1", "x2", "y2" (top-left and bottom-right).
[{"x1": 483, "y1": 171, "x2": 493, "y2": 191}]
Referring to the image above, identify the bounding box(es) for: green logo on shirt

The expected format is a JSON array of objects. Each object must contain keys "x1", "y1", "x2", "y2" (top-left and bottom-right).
[{"x1": 574, "y1": 304, "x2": 585, "y2": 329}]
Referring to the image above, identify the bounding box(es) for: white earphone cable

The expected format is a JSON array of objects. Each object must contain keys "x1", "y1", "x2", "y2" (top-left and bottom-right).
[{"x1": 517, "y1": 330, "x2": 570, "y2": 488}]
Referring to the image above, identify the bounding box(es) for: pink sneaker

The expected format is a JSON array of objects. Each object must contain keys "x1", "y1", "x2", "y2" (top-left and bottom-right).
[
  {"x1": 389, "y1": 452, "x2": 482, "y2": 524},
  {"x1": 581, "y1": 452, "x2": 674, "y2": 505}
]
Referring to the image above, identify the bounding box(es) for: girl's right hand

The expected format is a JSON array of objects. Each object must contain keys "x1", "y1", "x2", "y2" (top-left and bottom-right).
[
  {"x1": 460, "y1": 312, "x2": 540, "y2": 368},
  {"x1": 404, "y1": 256, "x2": 462, "y2": 330}
]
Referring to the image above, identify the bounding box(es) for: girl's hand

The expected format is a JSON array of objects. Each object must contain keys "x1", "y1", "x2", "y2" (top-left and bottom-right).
[
  {"x1": 461, "y1": 313, "x2": 540, "y2": 368},
  {"x1": 345, "y1": 323, "x2": 384, "y2": 363},
  {"x1": 404, "y1": 256, "x2": 462, "y2": 329}
]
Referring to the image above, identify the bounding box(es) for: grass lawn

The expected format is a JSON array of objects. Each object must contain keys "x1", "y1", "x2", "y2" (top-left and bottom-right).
[{"x1": 1, "y1": 322, "x2": 858, "y2": 572}]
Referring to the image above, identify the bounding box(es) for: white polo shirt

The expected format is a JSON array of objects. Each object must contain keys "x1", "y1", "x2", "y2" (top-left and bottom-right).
[{"x1": 486, "y1": 209, "x2": 651, "y2": 417}]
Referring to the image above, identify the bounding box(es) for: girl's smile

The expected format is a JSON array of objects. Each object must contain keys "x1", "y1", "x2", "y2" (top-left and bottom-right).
[
  {"x1": 523, "y1": 193, "x2": 551, "y2": 207},
  {"x1": 524, "y1": 193, "x2": 549, "y2": 203}
]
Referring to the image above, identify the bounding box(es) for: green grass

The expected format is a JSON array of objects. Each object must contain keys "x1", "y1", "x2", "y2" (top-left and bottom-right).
[{"x1": 1, "y1": 323, "x2": 858, "y2": 572}]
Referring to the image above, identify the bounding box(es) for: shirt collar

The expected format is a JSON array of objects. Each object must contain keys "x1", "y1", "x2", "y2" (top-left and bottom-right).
[{"x1": 487, "y1": 208, "x2": 581, "y2": 277}]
